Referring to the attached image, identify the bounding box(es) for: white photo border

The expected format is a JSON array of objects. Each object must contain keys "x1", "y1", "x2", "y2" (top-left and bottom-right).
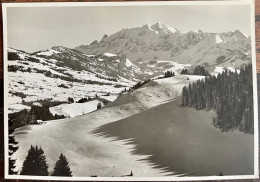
[{"x1": 2, "y1": 0, "x2": 259, "y2": 181}]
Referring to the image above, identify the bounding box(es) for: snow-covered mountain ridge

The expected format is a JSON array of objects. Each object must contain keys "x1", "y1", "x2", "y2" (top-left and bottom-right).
[
  {"x1": 7, "y1": 47, "x2": 132, "y2": 113},
  {"x1": 75, "y1": 22, "x2": 251, "y2": 70},
  {"x1": 7, "y1": 46, "x2": 192, "y2": 114},
  {"x1": 7, "y1": 22, "x2": 251, "y2": 114}
]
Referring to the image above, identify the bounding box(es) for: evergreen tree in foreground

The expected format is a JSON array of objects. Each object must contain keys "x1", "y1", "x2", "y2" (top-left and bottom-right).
[
  {"x1": 9, "y1": 132, "x2": 19, "y2": 174},
  {"x1": 8, "y1": 119, "x2": 19, "y2": 175},
  {"x1": 97, "y1": 102, "x2": 102, "y2": 110},
  {"x1": 20, "y1": 145, "x2": 48, "y2": 176},
  {"x1": 52, "y1": 153, "x2": 72, "y2": 177}
]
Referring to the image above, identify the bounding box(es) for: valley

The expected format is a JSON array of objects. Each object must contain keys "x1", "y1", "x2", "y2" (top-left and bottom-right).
[{"x1": 7, "y1": 22, "x2": 255, "y2": 177}]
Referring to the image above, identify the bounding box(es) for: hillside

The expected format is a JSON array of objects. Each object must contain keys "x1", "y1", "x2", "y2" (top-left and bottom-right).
[
  {"x1": 7, "y1": 47, "x2": 133, "y2": 114},
  {"x1": 94, "y1": 99, "x2": 253, "y2": 176},
  {"x1": 13, "y1": 75, "x2": 200, "y2": 177},
  {"x1": 12, "y1": 75, "x2": 253, "y2": 177},
  {"x1": 109, "y1": 75, "x2": 204, "y2": 108},
  {"x1": 7, "y1": 46, "x2": 194, "y2": 114}
]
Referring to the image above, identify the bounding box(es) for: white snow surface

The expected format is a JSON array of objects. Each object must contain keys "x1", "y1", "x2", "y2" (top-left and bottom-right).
[
  {"x1": 103, "y1": 53, "x2": 117, "y2": 57},
  {"x1": 156, "y1": 60, "x2": 192, "y2": 75},
  {"x1": 13, "y1": 75, "x2": 203, "y2": 177},
  {"x1": 49, "y1": 100, "x2": 103, "y2": 118},
  {"x1": 100, "y1": 95, "x2": 118, "y2": 102},
  {"x1": 8, "y1": 71, "x2": 126, "y2": 113},
  {"x1": 146, "y1": 22, "x2": 178, "y2": 34},
  {"x1": 125, "y1": 58, "x2": 135, "y2": 67},
  {"x1": 212, "y1": 66, "x2": 240, "y2": 76},
  {"x1": 14, "y1": 105, "x2": 175, "y2": 177},
  {"x1": 9, "y1": 104, "x2": 30, "y2": 114},
  {"x1": 7, "y1": 48, "x2": 133, "y2": 113},
  {"x1": 36, "y1": 49, "x2": 61, "y2": 56},
  {"x1": 133, "y1": 75, "x2": 204, "y2": 108},
  {"x1": 154, "y1": 22, "x2": 178, "y2": 34},
  {"x1": 215, "y1": 35, "x2": 224, "y2": 44},
  {"x1": 85, "y1": 54, "x2": 95, "y2": 57}
]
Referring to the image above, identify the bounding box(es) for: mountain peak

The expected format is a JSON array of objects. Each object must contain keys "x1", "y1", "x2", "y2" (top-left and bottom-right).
[
  {"x1": 154, "y1": 22, "x2": 163, "y2": 27},
  {"x1": 150, "y1": 22, "x2": 179, "y2": 34},
  {"x1": 234, "y1": 30, "x2": 248, "y2": 38},
  {"x1": 51, "y1": 46, "x2": 72, "y2": 52},
  {"x1": 142, "y1": 22, "x2": 180, "y2": 34}
]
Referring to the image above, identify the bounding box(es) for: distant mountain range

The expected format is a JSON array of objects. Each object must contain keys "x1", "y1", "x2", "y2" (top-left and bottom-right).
[
  {"x1": 7, "y1": 22, "x2": 252, "y2": 113},
  {"x1": 75, "y1": 22, "x2": 251, "y2": 71}
]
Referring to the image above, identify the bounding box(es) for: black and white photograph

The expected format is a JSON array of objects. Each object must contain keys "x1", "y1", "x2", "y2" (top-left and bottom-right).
[{"x1": 3, "y1": 0, "x2": 259, "y2": 181}]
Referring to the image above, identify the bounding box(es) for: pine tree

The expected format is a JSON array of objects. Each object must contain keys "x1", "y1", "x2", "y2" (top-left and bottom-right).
[
  {"x1": 164, "y1": 71, "x2": 175, "y2": 78},
  {"x1": 20, "y1": 145, "x2": 48, "y2": 176},
  {"x1": 52, "y1": 153, "x2": 72, "y2": 177},
  {"x1": 9, "y1": 132, "x2": 18, "y2": 174},
  {"x1": 97, "y1": 102, "x2": 102, "y2": 109},
  {"x1": 181, "y1": 69, "x2": 189, "y2": 75},
  {"x1": 193, "y1": 66, "x2": 210, "y2": 76},
  {"x1": 182, "y1": 87, "x2": 188, "y2": 107},
  {"x1": 8, "y1": 119, "x2": 19, "y2": 175},
  {"x1": 67, "y1": 97, "x2": 74, "y2": 104}
]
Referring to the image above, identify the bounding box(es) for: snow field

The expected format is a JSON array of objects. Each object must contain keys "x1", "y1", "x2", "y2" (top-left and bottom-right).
[
  {"x1": 36, "y1": 49, "x2": 61, "y2": 56},
  {"x1": 49, "y1": 100, "x2": 104, "y2": 118},
  {"x1": 132, "y1": 75, "x2": 204, "y2": 108},
  {"x1": 12, "y1": 74, "x2": 204, "y2": 177},
  {"x1": 8, "y1": 71, "x2": 126, "y2": 113},
  {"x1": 215, "y1": 35, "x2": 224, "y2": 44},
  {"x1": 212, "y1": 66, "x2": 240, "y2": 76},
  {"x1": 13, "y1": 103, "x2": 174, "y2": 177}
]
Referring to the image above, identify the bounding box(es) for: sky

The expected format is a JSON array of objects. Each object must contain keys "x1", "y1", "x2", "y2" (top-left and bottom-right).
[{"x1": 6, "y1": 4, "x2": 252, "y2": 53}]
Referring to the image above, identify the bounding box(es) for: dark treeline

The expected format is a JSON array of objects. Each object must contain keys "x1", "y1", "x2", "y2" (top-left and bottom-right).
[
  {"x1": 9, "y1": 119, "x2": 19, "y2": 175},
  {"x1": 132, "y1": 79, "x2": 150, "y2": 90},
  {"x1": 181, "y1": 68, "x2": 190, "y2": 75},
  {"x1": 164, "y1": 71, "x2": 175, "y2": 78},
  {"x1": 9, "y1": 105, "x2": 65, "y2": 129},
  {"x1": 157, "y1": 71, "x2": 175, "y2": 80},
  {"x1": 181, "y1": 66, "x2": 210, "y2": 76},
  {"x1": 193, "y1": 66, "x2": 210, "y2": 76},
  {"x1": 182, "y1": 64, "x2": 253, "y2": 133},
  {"x1": 77, "y1": 96, "x2": 110, "y2": 105}
]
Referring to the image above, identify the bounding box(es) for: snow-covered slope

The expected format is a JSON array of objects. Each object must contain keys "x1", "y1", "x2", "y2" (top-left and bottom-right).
[
  {"x1": 7, "y1": 48, "x2": 133, "y2": 113},
  {"x1": 7, "y1": 45, "x2": 199, "y2": 115},
  {"x1": 212, "y1": 66, "x2": 240, "y2": 76},
  {"x1": 109, "y1": 75, "x2": 204, "y2": 109},
  {"x1": 13, "y1": 74, "x2": 203, "y2": 177},
  {"x1": 14, "y1": 74, "x2": 252, "y2": 177},
  {"x1": 7, "y1": 44, "x2": 244, "y2": 115},
  {"x1": 33, "y1": 46, "x2": 144, "y2": 81}
]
